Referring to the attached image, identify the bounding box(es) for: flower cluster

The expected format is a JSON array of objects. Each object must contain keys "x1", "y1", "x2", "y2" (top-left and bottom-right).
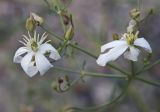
[{"x1": 13, "y1": 9, "x2": 152, "y2": 78}]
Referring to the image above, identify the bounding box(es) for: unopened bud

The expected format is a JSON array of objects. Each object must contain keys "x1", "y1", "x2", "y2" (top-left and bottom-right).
[
  {"x1": 52, "y1": 75, "x2": 71, "y2": 93},
  {"x1": 59, "y1": 75, "x2": 70, "y2": 91},
  {"x1": 64, "y1": 25, "x2": 74, "y2": 40},
  {"x1": 31, "y1": 12, "x2": 44, "y2": 26},
  {"x1": 112, "y1": 33, "x2": 120, "y2": 40},
  {"x1": 130, "y1": 8, "x2": 140, "y2": 19},
  {"x1": 26, "y1": 17, "x2": 35, "y2": 32}
]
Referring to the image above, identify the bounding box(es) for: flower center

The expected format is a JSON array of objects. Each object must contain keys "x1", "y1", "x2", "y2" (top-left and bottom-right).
[
  {"x1": 126, "y1": 31, "x2": 139, "y2": 45},
  {"x1": 31, "y1": 40, "x2": 39, "y2": 52}
]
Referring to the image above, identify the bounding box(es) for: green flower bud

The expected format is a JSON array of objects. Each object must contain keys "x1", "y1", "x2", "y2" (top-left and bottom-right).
[
  {"x1": 130, "y1": 8, "x2": 140, "y2": 19},
  {"x1": 64, "y1": 25, "x2": 74, "y2": 40},
  {"x1": 31, "y1": 12, "x2": 44, "y2": 26},
  {"x1": 25, "y1": 17, "x2": 35, "y2": 32},
  {"x1": 25, "y1": 12, "x2": 44, "y2": 32}
]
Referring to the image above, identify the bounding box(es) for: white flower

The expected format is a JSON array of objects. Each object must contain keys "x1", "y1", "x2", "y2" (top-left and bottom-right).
[
  {"x1": 13, "y1": 31, "x2": 61, "y2": 77},
  {"x1": 96, "y1": 31, "x2": 152, "y2": 66}
]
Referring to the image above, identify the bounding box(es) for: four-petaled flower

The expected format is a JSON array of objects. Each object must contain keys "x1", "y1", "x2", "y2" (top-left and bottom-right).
[
  {"x1": 13, "y1": 31, "x2": 61, "y2": 77},
  {"x1": 96, "y1": 31, "x2": 152, "y2": 66}
]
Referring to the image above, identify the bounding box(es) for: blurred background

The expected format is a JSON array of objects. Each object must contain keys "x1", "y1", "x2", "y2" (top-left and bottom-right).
[{"x1": 0, "y1": 0, "x2": 160, "y2": 112}]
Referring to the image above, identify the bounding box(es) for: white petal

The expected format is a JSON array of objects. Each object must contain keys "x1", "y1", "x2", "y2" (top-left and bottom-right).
[
  {"x1": 49, "y1": 52, "x2": 61, "y2": 60},
  {"x1": 13, "y1": 47, "x2": 29, "y2": 63},
  {"x1": 39, "y1": 43, "x2": 61, "y2": 60},
  {"x1": 26, "y1": 62, "x2": 38, "y2": 77},
  {"x1": 21, "y1": 53, "x2": 38, "y2": 77},
  {"x1": 124, "y1": 46, "x2": 140, "y2": 61},
  {"x1": 35, "y1": 53, "x2": 53, "y2": 75},
  {"x1": 101, "y1": 40, "x2": 126, "y2": 52},
  {"x1": 134, "y1": 38, "x2": 152, "y2": 53},
  {"x1": 96, "y1": 44, "x2": 128, "y2": 66},
  {"x1": 31, "y1": 12, "x2": 44, "y2": 24}
]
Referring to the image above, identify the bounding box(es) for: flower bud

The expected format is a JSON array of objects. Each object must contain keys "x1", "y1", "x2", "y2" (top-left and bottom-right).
[
  {"x1": 112, "y1": 33, "x2": 120, "y2": 40},
  {"x1": 52, "y1": 75, "x2": 70, "y2": 93},
  {"x1": 129, "y1": 8, "x2": 140, "y2": 19},
  {"x1": 64, "y1": 25, "x2": 74, "y2": 40},
  {"x1": 30, "y1": 12, "x2": 44, "y2": 26},
  {"x1": 25, "y1": 17, "x2": 35, "y2": 32},
  {"x1": 58, "y1": 75, "x2": 70, "y2": 92},
  {"x1": 25, "y1": 12, "x2": 44, "y2": 31}
]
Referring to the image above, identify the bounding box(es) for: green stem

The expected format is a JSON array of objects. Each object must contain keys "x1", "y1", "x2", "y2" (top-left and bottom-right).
[
  {"x1": 58, "y1": 39, "x2": 69, "y2": 53},
  {"x1": 136, "y1": 59, "x2": 160, "y2": 75},
  {"x1": 54, "y1": 64, "x2": 160, "y2": 88},
  {"x1": 54, "y1": 66, "x2": 127, "y2": 79},
  {"x1": 68, "y1": 43, "x2": 98, "y2": 59},
  {"x1": 128, "y1": 86, "x2": 150, "y2": 112},
  {"x1": 54, "y1": 66, "x2": 160, "y2": 87},
  {"x1": 107, "y1": 63, "x2": 130, "y2": 76},
  {"x1": 134, "y1": 76, "x2": 160, "y2": 87}
]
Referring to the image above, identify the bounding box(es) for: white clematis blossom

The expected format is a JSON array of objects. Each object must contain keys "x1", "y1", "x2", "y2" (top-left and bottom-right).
[
  {"x1": 13, "y1": 31, "x2": 61, "y2": 77},
  {"x1": 96, "y1": 31, "x2": 152, "y2": 66}
]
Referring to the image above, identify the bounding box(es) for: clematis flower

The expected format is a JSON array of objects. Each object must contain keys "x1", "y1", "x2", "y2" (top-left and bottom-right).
[
  {"x1": 13, "y1": 31, "x2": 61, "y2": 77},
  {"x1": 96, "y1": 31, "x2": 152, "y2": 66}
]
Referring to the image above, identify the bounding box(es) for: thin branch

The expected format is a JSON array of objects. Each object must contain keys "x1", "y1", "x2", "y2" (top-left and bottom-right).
[
  {"x1": 54, "y1": 66, "x2": 160, "y2": 88},
  {"x1": 135, "y1": 76, "x2": 160, "y2": 87},
  {"x1": 54, "y1": 66, "x2": 127, "y2": 79},
  {"x1": 136, "y1": 59, "x2": 160, "y2": 75}
]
